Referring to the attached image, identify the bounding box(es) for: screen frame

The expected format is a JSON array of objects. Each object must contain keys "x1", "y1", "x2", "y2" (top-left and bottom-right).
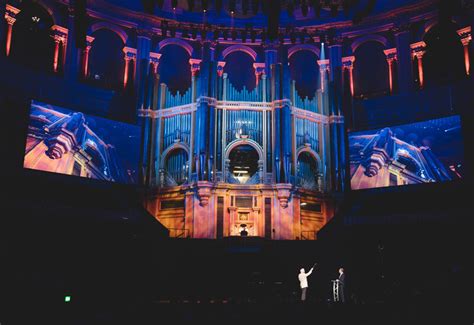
[
  {"x1": 345, "y1": 113, "x2": 467, "y2": 193},
  {"x1": 22, "y1": 99, "x2": 143, "y2": 187}
]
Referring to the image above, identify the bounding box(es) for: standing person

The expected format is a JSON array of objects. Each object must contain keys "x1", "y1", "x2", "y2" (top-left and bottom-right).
[
  {"x1": 298, "y1": 265, "x2": 315, "y2": 302},
  {"x1": 337, "y1": 267, "x2": 346, "y2": 303}
]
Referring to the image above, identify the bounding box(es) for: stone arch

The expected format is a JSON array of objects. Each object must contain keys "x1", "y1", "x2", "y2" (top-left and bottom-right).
[
  {"x1": 225, "y1": 139, "x2": 264, "y2": 161},
  {"x1": 296, "y1": 147, "x2": 322, "y2": 168},
  {"x1": 89, "y1": 21, "x2": 128, "y2": 45},
  {"x1": 158, "y1": 38, "x2": 194, "y2": 57},
  {"x1": 351, "y1": 34, "x2": 389, "y2": 53},
  {"x1": 221, "y1": 44, "x2": 257, "y2": 61},
  {"x1": 32, "y1": 0, "x2": 58, "y2": 26},
  {"x1": 10, "y1": 1, "x2": 55, "y2": 71},
  {"x1": 160, "y1": 142, "x2": 190, "y2": 168},
  {"x1": 288, "y1": 44, "x2": 321, "y2": 60},
  {"x1": 422, "y1": 18, "x2": 439, "y2": 39}
]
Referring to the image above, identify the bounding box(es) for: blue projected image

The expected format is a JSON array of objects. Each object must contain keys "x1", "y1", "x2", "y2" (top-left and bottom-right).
[
  {"x1": 24, "y1": 101, "x2": 140, "y2": 184},
  {"x1": 349, "y1": 115, "x2": 465, "y2": 190}
]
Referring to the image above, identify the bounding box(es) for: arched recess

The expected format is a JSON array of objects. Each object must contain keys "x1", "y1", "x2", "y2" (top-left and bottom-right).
[
  {"x1": 422, "y1": 21, "x2": 465, "y2": 84},
  {"x1": 288, "y1": 44, "x2": 321, "y2": 60},
  {"x1": 10, "y1": 1, "x2": 55, "y2": 71},
  {"x1": 158, "y1": 44, "x2": 192, "y2": 94},
  {"x1": 353, "y1": 41, "x2": 390, "y2": 98},
  {"x1": 89, "y1": 21, "x2": 129, "y2": 45},
  {"x1": 223, "y1": 50, "x2": 257, "y2": 90},
  {"x1": 161, "y1": 143, "x2": 190, "y2": 186},
  {"x1": 157, "y1": 38, "x2": 194, "y2": 57},
  {"x1": 88, "y1": 28, "x2": 126, "y2": 89},
  {"x1": 351, "y1": 34, "x2": 389, "y2": 53},
  {"x1": 160, "y1": 142, "x2": 190, "y2": 168},
  {"x1": 221, "y1": 44, "x2": 258, "y2": 61},
  {"x1": 225, "y1": 139, "x2": 264, "y2": 161},
  {"x1": 296, "y1": 148, "x2": 321, "y2": 190},
  {"x1": 225, "y1": 139, "x2": 263, "y2": 184},
  {"x1": 289, "y1": 49, "x2": 320, "y2": 99},
  {"x1": 31, "y1": 0, "x2": 59, "y2": 25}
]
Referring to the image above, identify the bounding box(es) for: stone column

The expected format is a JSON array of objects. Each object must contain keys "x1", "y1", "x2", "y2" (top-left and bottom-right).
[
  {"x1": 264, "y1": 43, "x2": 278, "y2": 79},
  {"x1": 317, "y1": 58, "x2": 331, "y2": 192},
  {"x1": 317, "y1": 59, "x2": 330, "y2": 94},
  {"x1": 51, "y1": 26, "x2": 68, "y2": 73},
  {"x1": 383, "y1": 48, "x2": 397, "y2": 94},
  {"x1": 328, "y1": 38, "x2": 343, "y2": 115},
  {"x1": 4, "y1": 4, "x2": 19, "y2": 57},
  {"x1": 149, "y1": 52, "x2": 161, "y2": 74},
  {"x1": 280, "y1": 46, "x2": 292, "y2": 184},
  {"x1": 135, "y1": 29, "x2": 153, "y2": 91},
  {"x1": 253, "y1": 62, "x2": 265, "y2": 86},
  {"x1": 196, "y1": 41, "x2": 212, "y2": 181},
  {"x1": 64, "y1": 5, "x2": 81, "y2": 81},
  {"x1": 328, "y1": 38, "x2": 344, "y2": 192},
  {"x1": 393, "y1": 24, "x2": 413, "y2": 94},
  {"x1": 82, "y1": 35, "x2": 94, "y2": 78},
  {"x1": 122, "y1": 47, "x2": 137, "y2": 88},
  {"x1": 457, "y1": 27, "x2": 472, "y2": 76},
  {"x1": 342, "y1": 56, "x2": 355, "y2": 97},
  {"x1": 410, "y1": 41, "x2": 426, "y2": 89}
]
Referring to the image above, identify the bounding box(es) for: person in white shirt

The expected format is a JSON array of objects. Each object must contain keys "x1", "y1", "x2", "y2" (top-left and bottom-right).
[{"x1": 298, "y1": 266, "x2": 314, "y2": 302}]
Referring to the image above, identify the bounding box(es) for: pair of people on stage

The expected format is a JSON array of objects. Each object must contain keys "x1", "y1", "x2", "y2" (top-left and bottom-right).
[{"x1": 298, "y1": 265, "x2": 345, "y2": 302}]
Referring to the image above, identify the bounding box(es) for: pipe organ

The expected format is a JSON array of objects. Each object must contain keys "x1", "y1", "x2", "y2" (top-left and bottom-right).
[{"x1": 139, "y1": 59, "x2": 344, "y2": 240}]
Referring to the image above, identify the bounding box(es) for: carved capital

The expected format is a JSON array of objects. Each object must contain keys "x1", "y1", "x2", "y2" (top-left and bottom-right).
[
  {"x1": 217, "y1": 61, "x2": 226, "y2": 77},
  {"x1": 86, "y1": 35, "x2": 95, "y2": 48},
  {"x1": 253, "y1": 62, "x2": 265, "y2": 77},
  {"x1": 5, "y1": 15, "x2": 16, "y2": 25},
  {"x1": 189, "y1": 58, "x2": 202, "y2": 76},
  {"x1": 410, "y1": 41, "x2": 426, "y2": 59},
  {"x1": 5, "y1": 4, "x2": 20, "y2": 25},
  {"x1": 342, "y1": 56, "x2": 355, "y2": 68},
  {"x1": 383, "y1": 48, "x2": 397, "y2": 61},
  {"x1": 457, "y1": 27, "x2": 472, "y2": 46},
  {"x1": 123, "y1": 46, "x2": 137, "y2": 60}
]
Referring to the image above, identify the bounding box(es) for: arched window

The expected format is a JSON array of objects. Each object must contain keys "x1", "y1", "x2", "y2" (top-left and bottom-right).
[
  {"x1": 423, "y1": 21, "x2": 465, "y2": 85},
  {"x1": 296, "y1": 152, "x2": 319, "y2": 190},
  {"x1": 88, "y1": 29, "x2": 125, "y2": 90},
  {"x1": 353, "y1": 41, "x2": 389, "y2": 98},
  {"x1": 228, "y1": 144, "x2": 259, "y2": 184},
  {"x1": 224, "y1": 51, "x2": 256, "y2": 91},
  {"x1": 165, "y1": 148, "x2": 189, "y2": 185},
  {"x1": 289, "y1": 50, "x2": 320, "y2": 99},
  {"x1": 158, "y1": 44, "x2": 192, "y2": 94},
  {"x1": 10, "y1": 1, "x2": 54, "y2": 72}
]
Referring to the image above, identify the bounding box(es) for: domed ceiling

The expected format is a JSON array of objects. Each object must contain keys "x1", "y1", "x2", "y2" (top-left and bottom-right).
[{"x1": 98, "y1": 0, "x2": 429, "y2": 28}]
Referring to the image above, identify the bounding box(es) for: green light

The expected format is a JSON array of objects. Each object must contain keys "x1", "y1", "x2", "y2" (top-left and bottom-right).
[{"x1": 64, "y1": 295, "x2": 71, "y2": 303}]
